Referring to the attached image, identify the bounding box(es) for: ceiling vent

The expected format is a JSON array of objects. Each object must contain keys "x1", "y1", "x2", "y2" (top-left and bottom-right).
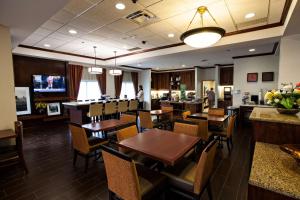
[
  {"x1": 127, "y1": 47, "x2": 141, "y2": 51},
  {"x1": 126, "y1": 9, "x2": 157, "y2": 25}
]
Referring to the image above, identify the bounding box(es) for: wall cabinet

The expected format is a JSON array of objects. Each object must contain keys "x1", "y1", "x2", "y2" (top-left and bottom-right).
[{"x1": 220, "y1": 67, "x2": 233, "y2": 85}]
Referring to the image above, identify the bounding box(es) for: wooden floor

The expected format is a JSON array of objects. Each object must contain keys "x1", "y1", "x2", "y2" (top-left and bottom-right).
[{"x1": 0, "y1": 122, "x2": 251, "y2": 200}]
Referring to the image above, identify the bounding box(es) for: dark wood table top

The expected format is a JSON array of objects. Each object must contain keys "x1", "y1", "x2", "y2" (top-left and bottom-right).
[
  {"x1": 150, "y1": 110, "x2": 172, "y2": 116},
  {"x1": 0, "y1": 129, "x2": 16, "y2": 140},
  {"x1": 188, "y1": 113, "x2": 229, "y2": 122},
  {"x1": 82, "y1": 119, "x2": 131, "y2": 132},
  {"x1": 118, "y1": 129, "x2": 200, "y2": 166}
]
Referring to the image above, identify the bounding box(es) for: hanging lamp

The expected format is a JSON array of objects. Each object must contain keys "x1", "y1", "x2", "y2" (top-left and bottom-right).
[
  {"x1": 109, "y1": 51, "x2": 122, "y2": 76},
  {"x1": 180, "y1": 6, "x2": 225, "y2": 48},
  {"x1": 88, "y1": 46, "x2": 103, "y2": 74}
]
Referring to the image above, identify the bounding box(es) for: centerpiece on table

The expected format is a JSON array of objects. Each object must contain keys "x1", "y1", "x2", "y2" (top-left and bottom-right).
[
  {"x1": 264, "y1": 82, "x2": 300, "y2": 114},
  {"x1": 35, "y1": 102, "x2": 47, "y2": 114}
]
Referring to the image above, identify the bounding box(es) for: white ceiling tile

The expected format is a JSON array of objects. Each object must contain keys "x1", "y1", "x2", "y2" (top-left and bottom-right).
[
  {"x1": 51, "y1": 9, "x2": 75, "y2": 24},
  {"x1": 48, "y1": 32, "x2": 76, "y2": 42},
  {"x1": 32, "y1": 28, "x2": 53, "y2": 37},
  {"x1": 64, "y1": 0, "x2": 94, "y2": 15},
  {"x1": 107, "y1": 19, "x2": 140, "y2": 33},
  {"x1": 41, "y1": 20, "x2": 64, "y2": 31},
  {"x1": 35, "y1": 38, "x2": 67, "y2": 49},
  {"x1": 269, "y1": 0, "x2": 286, "y2": 24},
  {"x1": 21, "y1": 34, "x2": 44, "y2": 46}
]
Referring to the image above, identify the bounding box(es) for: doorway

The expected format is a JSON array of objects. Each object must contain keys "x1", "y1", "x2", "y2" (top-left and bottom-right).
[{"x1": 202, "y1": 80, "x2": 216, "y2": 112}]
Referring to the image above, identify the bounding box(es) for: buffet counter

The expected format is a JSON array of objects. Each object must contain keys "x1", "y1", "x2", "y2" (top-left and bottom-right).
[{"x1": 160, "y1": 100, "x2": 203, "y2": 114}]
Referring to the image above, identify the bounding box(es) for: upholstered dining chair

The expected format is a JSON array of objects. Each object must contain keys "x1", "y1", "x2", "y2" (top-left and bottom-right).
[
  {"x1": 139, "y1": 110, "x2": 163, "y2": 132},
  {"x1": 211, "y1": 114, "x2": 237, "y2": 152},
  {"x1": 128, "y1": 99, "x2": 138, "y2": 112},
  {"x1": 101, "y1": 144, "x2": 167, "y2": 200},
  {"x1": 87, "y1": 103, "x2": 103, "y2": 122},
  {"x1": 208, "y1": 108, "x2": 225, "y2": 131},
  {"x1": 0, "y1": 121, "x2": 28, "y2": 173},
  {"x1": 120, "y1": 113, "x2": 137, "y2": 124},
  {"x1": 182, "y1": 110, "x2": 191, "y2": 120},
  {"x1": 104, "y1": 101, "x2": 117, "y2": 119},
  {"x1": 160, "y1": 105, "x2": 174, "y2": 129},
  {"x1": 186, "y1": 117, "x2": 213, "y2": 144},
  {"x1": 117, "y1": 100, "x2": 128, "y2": 117},
  {"x1": 162, "y1": 140, "x2": 218, "y2": 200},
  {"x1": 69, "y1": 123, "x2": 108, "y2": 172}
]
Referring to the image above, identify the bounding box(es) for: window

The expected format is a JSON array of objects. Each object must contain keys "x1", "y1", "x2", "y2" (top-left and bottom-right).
[
  {"x1": 120, "y1": 72, "x2": 136, "y2": 99},
  {"x1": 77, "y1": 81, "x2": 101, "y2": 100}
]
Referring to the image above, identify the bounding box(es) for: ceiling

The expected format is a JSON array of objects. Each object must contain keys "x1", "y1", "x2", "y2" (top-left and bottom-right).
[{"x1": 20, "y1": 0, "x2": 288, "y2": 59}]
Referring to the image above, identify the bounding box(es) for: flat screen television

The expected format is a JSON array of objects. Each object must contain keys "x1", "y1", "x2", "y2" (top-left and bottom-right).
[{"x1": 33, "y1": 75, "x2": 66, "y2": 93}]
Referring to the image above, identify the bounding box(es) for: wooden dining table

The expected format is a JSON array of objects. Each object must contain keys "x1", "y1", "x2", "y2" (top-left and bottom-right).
[
  {"x1": 118, "y1": 129, "x2": 200, "y2": 166},
  {"x1": 82, "y1": 119, "x2": 134, "y2": 133},
  {"x1": 188, "y1": 113, "x2": 229, "y2": 122},
  {"x1": 150, "y1": 109, "x2": 172, "y2": 121},
  {"x1": 0, "y1": 129, "x2": 16, "y2": 140}
]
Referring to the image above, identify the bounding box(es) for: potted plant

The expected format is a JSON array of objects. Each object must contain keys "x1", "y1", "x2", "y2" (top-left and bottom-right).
[
  {"x1": 35, "y1": 102, "x2": 47, "y2": 114},
  {"x1": 264, "y1": 82, "x2": 300, "y2": 114}
]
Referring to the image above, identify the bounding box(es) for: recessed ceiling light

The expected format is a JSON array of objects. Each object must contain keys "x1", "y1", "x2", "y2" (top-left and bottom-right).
[
  {"x1": 68, "y1": 29, "x2": 77, "y2": 34},
  {"x1": 123, "y1": 45, "x2": 127, "y2": 49},
  {"x1": 181, "y1": 64, "x2": 186, "y2": 67},
  {"x1": 115, "y1": 3, "x2": 125, "y2": 10},
  {"x1": 245, "y1": 12, "x2": 255, "y2": 19},
  {"x1": 249, "y1": 48, "x2": 256, "y2": 52},
  {"x1": 168, "y1": 33, "x2": 175, "y2": 38},
  {"x1": 137, "y1": 63, "x2": 142, "y2": 67},
  {"x1": 44, "y1": 44, "x2": 50, "y2": 47}
]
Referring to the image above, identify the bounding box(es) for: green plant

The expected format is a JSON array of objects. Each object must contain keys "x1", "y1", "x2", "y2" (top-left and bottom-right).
[{"x1": 35, "y1": 102, "x2": 47, "y2": 109}]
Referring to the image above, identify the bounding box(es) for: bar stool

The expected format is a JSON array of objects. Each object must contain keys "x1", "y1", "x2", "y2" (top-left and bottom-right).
[
  {"x1": 117, "y1": 100, "x2": 128, "y2": 118},
  {"x1": 128, "y1": 99, "x2": 138, "y2": 112},
  {"x1": 104, "y1": 101, "x2": 117, "y2": 119},
  {"x1": 87, "y1": 103, "x2": 103, "y2": 122}
]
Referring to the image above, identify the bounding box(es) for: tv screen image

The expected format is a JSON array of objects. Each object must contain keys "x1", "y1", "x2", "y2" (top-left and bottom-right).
[{"x1": 33, "y1": 75, "x2": 66, "y2": 92}]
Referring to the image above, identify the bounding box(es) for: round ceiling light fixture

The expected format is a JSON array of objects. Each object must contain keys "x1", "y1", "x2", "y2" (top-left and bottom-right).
[
  {"x1": 109, "y1": 51, "x2": 122, "y2": 76},
  {"x1": 68, "y1": 29, "x2": 77, "y2": 34},
  {"x1": 249, "y1": 48, "x2": 256, "y2": 52},
  {"x1": 168, "y1": 33, "x2": 175, "y2": 38},
  {"x1": 180, "y1": 6, "x2": 225, "y2": 48},
  {"x1": 115, "y1": 2, "x2": 125, "y2": 10}
]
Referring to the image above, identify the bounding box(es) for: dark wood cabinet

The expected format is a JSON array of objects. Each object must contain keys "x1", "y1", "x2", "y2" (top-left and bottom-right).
[
  {"x1": 151, "y1": 70, "x2": 195, "y2": 90},
  {"x1": 220, "y1": 67, "x2": 233, "y2": 85},
  {"x1": 217, "y1": 99, "x2": 232, "y2": 112}
]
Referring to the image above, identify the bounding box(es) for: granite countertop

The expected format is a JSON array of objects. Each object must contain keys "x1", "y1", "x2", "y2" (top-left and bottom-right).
[
  {"x1": 250, "y1": 107, "x2": 300, "y2": 125},
  {"x1": 249, "y1": 142, "x2": 300, "y2": 199}
]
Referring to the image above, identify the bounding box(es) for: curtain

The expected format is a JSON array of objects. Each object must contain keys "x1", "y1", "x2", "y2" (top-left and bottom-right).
[
  {"x1": 114, "y1": 73, "x2": 124, "y2": 98},
  {"x1": 131, "y1": 72, "x2": 138, "y2": 94},
  {"x1": 96, "y1": 68, "x2": 106, "y2": 94},
  {"x1": 68, "y1": 64, "x2": 83, "y2": 100}
]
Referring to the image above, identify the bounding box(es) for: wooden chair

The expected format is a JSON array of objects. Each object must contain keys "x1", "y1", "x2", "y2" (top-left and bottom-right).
[
  {"x1": 208, "y1": 108, "x2": 225, "y2": 131},
  {"x1": 0, "y1": 121, "x2": 28, "y2": 173},
  {"x1": 117, "y1": 100, "x2": 128, "y2": 117},
  {"x1": 104, "y1": 101, "x2": 117, "y2": 119},
  {"x1": 69, "y1": 123, "x2": 108, "y2": 172},
  {"x1": 120, "y1": 113, "x2": 137, "y2": 124},
  {"x1": 182, "y1": 110, "x2": 191, "y2": 120},
  {"x1": 139, "y1": 110, "x2": 163, "y2": 132},
  {"x1": 160, "y1": 105, "x2": 174, "y2": 129},
  {"x1": 101, "y1": 144, "x2": 167, "y2": 200},
  {"x1": 87, "y1": 103, "x2": 103, "y2": 122},
  {"x1": 186, "y1": 117, "x2": 213, "y2": 144},
  {"x1": 162, "y1": 140, "x2": 218, "y2": 200},
  {"x1": 128, "y1": 99, "x2": 138, "y2": 112},
  {"x1": 211, "y1": 115, "x2": 237, "y2": 152}
]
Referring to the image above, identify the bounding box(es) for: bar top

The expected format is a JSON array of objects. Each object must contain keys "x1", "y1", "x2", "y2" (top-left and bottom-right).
[
  {"x1": 249, "y1": 107, "x2": 300, "y2": 125},
  {"x1": 249, "y1": 142, "x2": 300, "y2": 199}
]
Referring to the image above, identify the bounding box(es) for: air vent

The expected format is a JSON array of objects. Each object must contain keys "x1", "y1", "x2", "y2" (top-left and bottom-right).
[
  {"x1": 237, "y1": 17, "x2": 268, "y2": 29},
  {"x1": 126, "y1": 9, "x2": 157, "y2": 25},
  {"x1": 127, "y1": 47, "x2": 141, "y2": 51}
]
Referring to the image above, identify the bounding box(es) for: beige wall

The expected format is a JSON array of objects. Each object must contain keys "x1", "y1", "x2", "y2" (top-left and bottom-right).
[{"x1": 0, "y1": 25, "x2": 17, "y2": 130}]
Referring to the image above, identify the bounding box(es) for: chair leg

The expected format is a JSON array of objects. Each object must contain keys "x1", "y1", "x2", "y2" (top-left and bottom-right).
[
  {"x1": 84, "y1": 155, "x2": 89, "y2": 173},
  {"x1": 207, "y1": 181, "x2": 213, "y2": 200},
  {"x1": 19, "y1": 153, "x2": 28, "y2": 174},
  {"x1": 73, "y1": 150, "x2": 78, "y2": 166},
  {"x1": 226, "y1": 138, "x2": 231, "y2": 153},
  {"x1": 108, "y1": 190, "x2": 114, "y2": 200},
  {"x1": 230, "y1": 136, "x2": 233, "y2": 147}
]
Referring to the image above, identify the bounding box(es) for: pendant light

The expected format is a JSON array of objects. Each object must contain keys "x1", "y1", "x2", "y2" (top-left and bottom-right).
[
  {"x1": 180, "y1": 6, "x2": 225, "y2": 48},
  {"x1": 109, "y1": 51, "x2": 122, "y2": 76},
  {"x1": 88, "y1": 46, "x2": 103, "y2": 74}
]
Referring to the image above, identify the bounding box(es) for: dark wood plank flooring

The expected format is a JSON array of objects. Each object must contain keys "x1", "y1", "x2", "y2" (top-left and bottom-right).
[{"x1": 0, "y1": 123, "x2": 251, "y2": 200}]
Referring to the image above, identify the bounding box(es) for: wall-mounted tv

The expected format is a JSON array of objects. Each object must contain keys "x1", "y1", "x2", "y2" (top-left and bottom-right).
[{"x1": 33, "y1": 75, "x2": 66, "y2": 93}]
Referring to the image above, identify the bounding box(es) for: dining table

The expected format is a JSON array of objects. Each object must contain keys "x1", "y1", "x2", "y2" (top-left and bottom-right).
[
  {"x1": 118, "y1": 128, "x2": 200, "y2": 166},
  {"x1": 150, "y1": 109, "x2": 173, "y2": 122},
  {"x1": 0, "y1": 129, "x2": 16, "y2": 140},
  {"x1": 188, "y1": 113, "x2": 229, "y2": 122}
]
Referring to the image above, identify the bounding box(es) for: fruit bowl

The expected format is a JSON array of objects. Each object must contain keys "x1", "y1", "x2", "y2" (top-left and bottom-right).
[{"x1": 277, "y1": 108, "x2": 300, "y2": 115}]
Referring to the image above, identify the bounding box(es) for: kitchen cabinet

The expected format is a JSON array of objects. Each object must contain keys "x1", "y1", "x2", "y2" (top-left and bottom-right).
[
  {"x1": 179, "y1": 71, "x2": 195, "y2": 90},
  {"x1": 220, "y1": 67, "x2": 233, "y2": 85}
]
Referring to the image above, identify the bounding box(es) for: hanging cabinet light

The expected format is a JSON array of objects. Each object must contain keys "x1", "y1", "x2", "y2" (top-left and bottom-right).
[
  {"x1": 109, "y1": 51, "x2": 122, "y2": 76},
  {"x1": 180, "y1": 6, "x2": 225, "y2": 48},
  {"x1": 88, "y1": 46, "x2": 103, "y2": 74}
]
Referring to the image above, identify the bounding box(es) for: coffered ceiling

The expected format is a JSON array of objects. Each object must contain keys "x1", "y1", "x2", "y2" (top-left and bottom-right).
[{"x1": 20, "y1": 0, "x2": 289, "y2": 59}]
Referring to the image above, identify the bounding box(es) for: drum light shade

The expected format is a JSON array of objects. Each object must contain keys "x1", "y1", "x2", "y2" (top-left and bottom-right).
[{"x1": 109, "y1": 69, "x2": 122, "y2": 76}]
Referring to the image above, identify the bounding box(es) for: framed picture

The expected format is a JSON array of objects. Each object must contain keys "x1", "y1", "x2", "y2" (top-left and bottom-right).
[
  {"x1": 247, "y1": 73, "x2": 258, "y2": 82},
  {"x1": 15, "y1": 87, "x2": 31, "y2": 115},
  {"x1": 47, "y1": 102, "x2": 61, "y2": 116},
  {"x1": 262, "y1": 72, "x2": 274, "y2": 82}
]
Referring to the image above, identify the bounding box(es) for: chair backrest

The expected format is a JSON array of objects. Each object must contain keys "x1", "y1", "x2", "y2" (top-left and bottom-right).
[
  {"x1": 105, "y1": 102, "x2": 117, "y2": 115},
  {"x1": 88, "y1": 103, "x2": 103, "y2": 117},
  {"x1": 101, "y1": 145, "x2": 141, "y2": 200},
  {"x1": 173, "y1": 120, "x2": 199, "y2": 137},
  {"x1": 117, "y1": 125, "x2": 138, "y2": 142},
  {"x1": 226, "y1": 115, "x2": 237, "y2": 138},
  {"x1": 15, "y1": 121, "x2": 24, "y2": 153},
  {"x1": 208, "y1": 108, "x2": 224, "y2": 116},
  {"x1": 161, "y1": 105, "x2": 174, "y2": 121},
  {"x1": 139, "y1": 110, "x2": 153, "y2": 129},
  {"x1": 120, "y1": 113, "x2": 136, "y2": 123},
  {"x1": 185, "y1": 118, "x2": 209, "y2": 141},
  {"x1": 129, "y1": 100, "x2": 138, "y2": 111},
  {"x1": 69, "y1": 123, "x2": 90, "y2": 154},
  {"x1": 182, "y1": 110, "x2": 191, "y2": 120},
  {"x1": 118, "y1": 101, "x2": 128, "y2": 113},
  {"x1": 194, "y1": 140, "x2": 217, "y2": 195}
]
